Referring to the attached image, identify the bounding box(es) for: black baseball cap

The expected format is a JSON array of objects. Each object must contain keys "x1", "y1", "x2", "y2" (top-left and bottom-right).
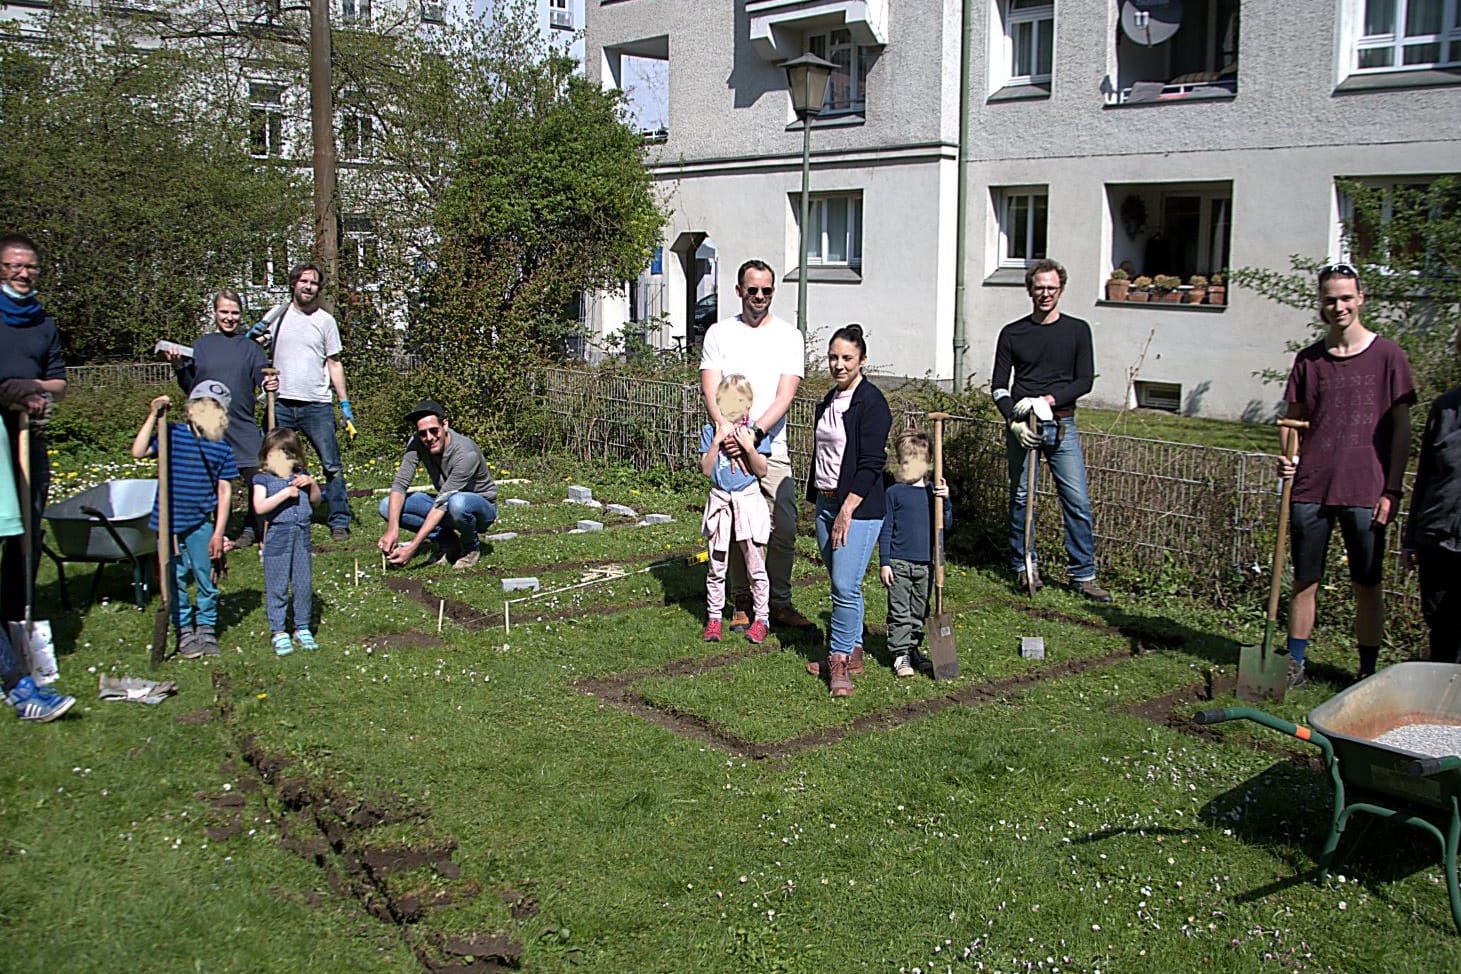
[{"x1": 405, "y1": 400, "x2": 446, "y2": 424}]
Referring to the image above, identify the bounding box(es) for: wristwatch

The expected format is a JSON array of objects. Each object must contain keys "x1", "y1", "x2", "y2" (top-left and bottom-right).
[{"x1": 750, "y1": 424, "x2": 766, "y2": 445}]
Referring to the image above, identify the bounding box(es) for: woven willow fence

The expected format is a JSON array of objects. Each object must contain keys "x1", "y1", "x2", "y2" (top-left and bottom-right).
[{"x1": 540, "y1": 367, "x2": 1420, "y2": 612}]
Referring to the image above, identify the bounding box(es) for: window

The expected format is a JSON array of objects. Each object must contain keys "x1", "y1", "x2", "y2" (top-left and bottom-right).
[
  {"x1": 804, "y1": 193, "x2": 863, "y2": 268},
  {"x1": 248, "y1": 82, "x2": 285, "y2": 158},
  {"x1": 808, "y1": 29, "x2": 871, "y2": 115},
  {"x1": 420, "y1": 0, "x2": 444, "y2": 24},
  {"x1": 250, "y1": 240, "x2": 289, "y2": 289},
  {"x1": 995, "y1": 188, "x2": 1048, "y2": 268},
  {"x1": 549, "y1": 0, "x2": 573, "y2": 30},
  {"x1": 1338, "y1": 175, "x2": 1461, "y2": 277},
  {"x1": 339, "y1": 95, "x2": 374, "y2": 162},
  {"x1": 1354, "y1": 0, "x2": 1461, "y2": 71},
  {"x1": 340, "y1": 0, "x2": 370, "y2": 25},
  {"x1": 340, "y1": 215, "x2": 380, "y2": 289},
  {"x1": 1007, "y1": 0, "x2": 1053, "y2": 85},
  {"x1": 1109, "y1": 0, "x2": 1239, "y2": 104},
  {"x1": 603, "y1": 39, "x2": 669, "y2": 141},
  {"x1": 1106, "y1": 182, "x2": 1232, "y2": 283}
]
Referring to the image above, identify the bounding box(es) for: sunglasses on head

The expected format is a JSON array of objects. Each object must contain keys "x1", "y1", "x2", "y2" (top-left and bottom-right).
[
  {"x1": 1318, "y1": 262, "x2": 1361, "y2": 282},
  {"x1": 742, "y1": 286, "x2": 774, "y2": 297}
]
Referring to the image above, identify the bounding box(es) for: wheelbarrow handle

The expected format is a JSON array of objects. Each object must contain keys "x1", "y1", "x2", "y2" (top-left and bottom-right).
[
  {"x1": 1194, "y1": 707, "x2": 1334, "y2": 759},
  {"x1": 1410, "y1": 756, "x2": 1461, "y2": 777}
]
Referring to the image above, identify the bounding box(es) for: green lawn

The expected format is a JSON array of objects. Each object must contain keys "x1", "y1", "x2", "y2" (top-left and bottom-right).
[{"x1": 2, "y1": 463, "x2": 1456, "y2": 973}]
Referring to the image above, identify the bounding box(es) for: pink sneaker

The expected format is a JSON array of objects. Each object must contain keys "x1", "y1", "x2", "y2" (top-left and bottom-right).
[
  {"x1": 703, "y1": 619, "x2": 723, "y2": 642},
  {"x1": 746, "y1": 619, "x2": 769, "y2": 644}
]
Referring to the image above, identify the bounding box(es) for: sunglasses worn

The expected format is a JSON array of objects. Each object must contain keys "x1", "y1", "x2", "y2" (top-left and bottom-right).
[
  {"x1": 1318, "y1": 262, "x2": 1361, "y2": 282},
  {"x1": 742, "y1": 286, "x2": 774, "y2": 297},
  {"x1": 419, "y1": 427, "x2": 444, "y2": 440}
]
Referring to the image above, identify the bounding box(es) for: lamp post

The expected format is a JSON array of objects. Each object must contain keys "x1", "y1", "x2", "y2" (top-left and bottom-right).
[{"x1": 781, "y1": 52, "x2": 835, "y2": 336}]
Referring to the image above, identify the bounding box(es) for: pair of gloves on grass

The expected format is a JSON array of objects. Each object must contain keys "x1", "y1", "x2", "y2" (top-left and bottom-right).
[{"x1": 1009, "y1": 397, "x2": 1054, "y2": 449}]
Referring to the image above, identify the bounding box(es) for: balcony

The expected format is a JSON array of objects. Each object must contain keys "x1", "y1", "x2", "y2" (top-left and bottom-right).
[{"x1": 746, "y1": 0, "x2": 887, "y2": 62}]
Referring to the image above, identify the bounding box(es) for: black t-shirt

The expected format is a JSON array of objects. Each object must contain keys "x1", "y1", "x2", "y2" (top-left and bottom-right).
[{"x1": 990, "y1": 313, "x2": 1094, "y2": 421}]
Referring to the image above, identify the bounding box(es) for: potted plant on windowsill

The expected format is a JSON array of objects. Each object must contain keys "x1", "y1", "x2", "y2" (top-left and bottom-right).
[
  {"x1": 1152, "y1": 274, "x2": 1183, "y2": 303},
  {"x1": 1207, "y1": 272, "x2": 1227, "y2": 305},
  {"x1": 1106, "y1": 268, "x2": 1130, "y2": 301},
  {"x1": 1187, "y1": 274, "x2": 1208, "y2": 304},
  {"x1": 1128, "y1": 275, "x2": 1152, "y2": 302}
]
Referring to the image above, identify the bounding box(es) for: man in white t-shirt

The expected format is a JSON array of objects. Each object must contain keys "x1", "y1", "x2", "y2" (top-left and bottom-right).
[
  {"x1": 698, "y1": 259, "x2": 815, "y2": 633},
  {"x1": 270, "y1": 262, "x2": 356, "y2": 540}
]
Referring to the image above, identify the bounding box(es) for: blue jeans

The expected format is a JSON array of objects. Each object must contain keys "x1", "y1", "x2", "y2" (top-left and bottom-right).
[
  {"x1": 379, "y1": 491, "x2": 497, "y2": 551},
  {"x1": 1006, "y1": 416, "x2": 1097, "y2": 582},
  {"x1": 172, "y1": 520, "x2": 219, "y2": 628},
  {"x1": 814, "y1": 497, "x2": 883, "y2": 656},
  {"x1": 274, "y1": 401, "x2": 350, "y2": 531}
]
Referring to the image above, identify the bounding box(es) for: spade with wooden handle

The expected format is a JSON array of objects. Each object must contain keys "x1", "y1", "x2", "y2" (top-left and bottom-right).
[
  {"x1": 262, "y1": 367, "x2": 279, "y2": 432},
  {"x1": 150, "y1": 399, "x2": 173, "y2": 667},
  {"x1": 925, "y1": 412, "x2": 958, "y2": 680}
]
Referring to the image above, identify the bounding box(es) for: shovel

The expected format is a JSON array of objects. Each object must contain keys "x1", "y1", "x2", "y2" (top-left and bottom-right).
[
  {"x1": 150, "y1": 399, "x2": 173, "y2": 668},
  {"x1": 8, "y1": 410, "x2": 56, "y2": 682},
  {"x1": 925, "y1": 412, "x2": 958, "y2": 680},
  {"x1": 1237, "y1": 417, "x2": 1309, "y2": 702},
  {"x1": 262, "y1": 367, "x2": 279, "y2": 431},
  {"x1": 1021, "y1": 413, "x2": 1040, "y2": 598}
]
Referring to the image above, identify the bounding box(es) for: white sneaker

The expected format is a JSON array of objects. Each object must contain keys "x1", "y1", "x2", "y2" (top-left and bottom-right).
[{"x1": 893, "y1": 654, "x2": 916, "y2": 678}]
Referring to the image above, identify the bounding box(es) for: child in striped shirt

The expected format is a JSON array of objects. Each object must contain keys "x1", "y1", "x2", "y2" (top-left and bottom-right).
[{"x1": 131, "y1": 381, "x2": 239, "y2": 658}]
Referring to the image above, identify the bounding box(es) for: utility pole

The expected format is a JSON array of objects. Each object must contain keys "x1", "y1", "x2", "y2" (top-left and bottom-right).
[{"x1": 309, "y1": 0, "x2": 338, "y2": 306}]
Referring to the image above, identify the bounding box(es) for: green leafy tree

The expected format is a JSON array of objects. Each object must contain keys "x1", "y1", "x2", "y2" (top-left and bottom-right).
[
  {"x1": 1238, "y1": 177, "x2": 1461, "y2": 406},
  {"x1": 0, "y1": 7, "x2": 309, "y2": 362}
]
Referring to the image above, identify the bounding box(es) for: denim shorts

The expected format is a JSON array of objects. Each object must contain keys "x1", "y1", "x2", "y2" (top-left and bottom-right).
[{"x1": 1289, "y1": 502, "x2": 1386, "y2": 587}]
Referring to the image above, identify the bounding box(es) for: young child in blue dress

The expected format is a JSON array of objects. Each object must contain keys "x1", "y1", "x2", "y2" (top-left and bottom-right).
[{"x1": 252, "y1": 428, "x2": 322, "y2": 656}]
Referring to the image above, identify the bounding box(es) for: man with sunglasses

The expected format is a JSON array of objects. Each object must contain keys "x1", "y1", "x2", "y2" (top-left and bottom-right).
[
  {"x1": 1277, "y1": 263, "x2": 1415, "y2": 687},
  {"x1": 699, "y1": 259, "x2": 816, "y2": 634},
  {"x1": 991, "y1": 259, "x2": 1111, "y2": 602},
  {"x1": 377, "y1": 400, "x2": 498, "y2": 570}
]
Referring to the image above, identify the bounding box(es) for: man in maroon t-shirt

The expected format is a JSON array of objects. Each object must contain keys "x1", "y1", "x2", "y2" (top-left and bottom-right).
[{"x1": 1277, "y1": 263, "x2": 1415, "y2": 687}]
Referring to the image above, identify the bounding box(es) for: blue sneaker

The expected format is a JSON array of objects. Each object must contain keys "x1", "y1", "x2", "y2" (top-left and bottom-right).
[
  {"x1": 8, "y1": 676, "x2": 76, "y2": 723},
  {"x1": 272, "y1": 632, "x2": 294, "y2": 657},
  {"x1": 293, "y1": 629, "x2": 319, "y2": 652}
]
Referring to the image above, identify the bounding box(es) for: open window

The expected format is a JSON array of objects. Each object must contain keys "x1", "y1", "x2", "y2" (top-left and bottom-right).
[
  {"x1": 1108, "y1": 181, "x2": 1232, "y2": 284},
  {"x1": 1109, "y1": 0, "x2": 1239, "y2": 105},
  {"x1": 602, "y1": 37, "x2": 669, "y2": 143}
]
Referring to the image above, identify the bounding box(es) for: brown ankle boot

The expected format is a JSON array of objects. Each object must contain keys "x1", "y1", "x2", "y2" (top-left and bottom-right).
[
  {"x1": 805, "y1": 644, "x2": 864, "y2": 677},
  {"x1": 828, "y1": 653, "x2": 854, "y2": 698}
]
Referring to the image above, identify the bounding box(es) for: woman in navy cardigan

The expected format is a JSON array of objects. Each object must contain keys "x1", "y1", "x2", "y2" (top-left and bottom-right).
[{"x1": 805, "y1": 324, "x2": 892, "y2": 698}]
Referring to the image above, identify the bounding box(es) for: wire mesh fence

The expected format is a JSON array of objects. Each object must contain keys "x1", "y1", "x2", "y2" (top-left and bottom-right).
[{"x1": 540, "y1": 367, "x2": 1421, "y2": 616}]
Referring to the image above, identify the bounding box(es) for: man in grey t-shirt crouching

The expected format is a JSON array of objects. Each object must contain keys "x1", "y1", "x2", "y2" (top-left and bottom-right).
[{"x1": 377, "y1": 400, "x2": 497, "y2": 570}]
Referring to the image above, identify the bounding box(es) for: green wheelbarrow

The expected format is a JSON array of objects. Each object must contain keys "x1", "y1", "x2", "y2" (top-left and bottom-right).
[{"x1": 1197, "y1": 661, "x2": 1461, "y2": 933}]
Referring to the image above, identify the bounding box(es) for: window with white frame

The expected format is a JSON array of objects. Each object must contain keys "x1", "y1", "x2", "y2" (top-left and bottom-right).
[
  {"x1": 808, "y1": 29, "x2": 871, "y2": 115},
  {"x1": 250, "y1": 239, "x2": 289, "y2": 289},
  {"x1": 803, "y1": 193, "x2": 863, "y2": 268},
  {"x1": 1353, "y1": 0, "x2": 1461, "y2": 72},
  {"x1": 340, "y1": 0, "x2": 371, "y2": 25},
  {"x1": 340, "y1": 215, "x2": 380, "y2": 289},
  {"x1": 995, "y1": 188, "x2": 1048, "y2": 268},
  {"x1": 549, "y1": 0, "x2": 573, "y2": 30},
  {"x1": 1005, "y1": 0, "x2": 1054, "y2": 86},
  {"x1": 1338, "y1": 175, "x2": 1461, "y2": 276},
  {"x1": 420, "y1": 0, "x2": 444, "y2": 24},
  {"x1": 248, "y1": 82, "x2": 285, "y2": 158}
]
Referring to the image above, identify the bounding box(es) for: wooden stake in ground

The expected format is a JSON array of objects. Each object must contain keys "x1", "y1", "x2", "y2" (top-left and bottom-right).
[
  {"x1": 354, "y1": 557, "x2": 359, "y2": 586},
  {"x1": 150, "y1": 399, "x2": 173, "y2": 668},
  {"x1": 437, "y1": 599, "x2": 445, "y2": 633},
  {"x1": 925, "y1": 412, "x2": 958, "y2": 680}
]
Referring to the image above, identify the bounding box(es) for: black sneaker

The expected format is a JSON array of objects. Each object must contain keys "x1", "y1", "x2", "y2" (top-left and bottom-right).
[
  {"x1": 331, "y1": 526, "x2": 351, "y2": 542},
  {"x1": 232, "y1": 528, "x2": 256, "y2": 549},
  {"x1": 1069, "y1": 579, "x2": 1113, "y2": 603}
]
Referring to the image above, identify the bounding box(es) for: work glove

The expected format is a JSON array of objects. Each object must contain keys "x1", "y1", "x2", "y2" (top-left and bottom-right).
[
  {"x1": 339, "y1": 399, "x2": 357, "y2": 441},
  {"x1": 1029, "y1": 398, "x2": 1054, "y2": 422},
  {"x1": 1011, "y1": 397, "x2": 1041, "y2": 419},
  {"x1": 1010, "y1": 419, "x2": 1040, "y2": 450},
  {"x1": 98, "y1": 674, "x2": 178, "y2": 705}
]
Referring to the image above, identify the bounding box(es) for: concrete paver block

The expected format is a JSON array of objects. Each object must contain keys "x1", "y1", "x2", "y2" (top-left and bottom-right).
[{"x1": 502, "y1": 577, "x2": 540, "y2": 593}]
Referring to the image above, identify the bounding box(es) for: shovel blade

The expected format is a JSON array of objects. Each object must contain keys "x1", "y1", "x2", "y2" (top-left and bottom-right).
[
  {"x1": 1237, "y1": 641, "x2": 1289, "y2": 703},
  {"x1": 927, "y1": 611, "x2": 959, "y2": 680}
]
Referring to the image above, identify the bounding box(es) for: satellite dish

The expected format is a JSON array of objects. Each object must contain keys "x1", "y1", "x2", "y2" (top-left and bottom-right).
[{"x1": 1120, "y1": 0, "x2": 1183, "y2": 47}]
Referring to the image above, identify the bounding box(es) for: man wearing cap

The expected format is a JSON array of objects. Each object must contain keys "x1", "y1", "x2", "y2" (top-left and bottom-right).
[{"x1": 377, "y1": 401, "x2": 497, "y2": 569}]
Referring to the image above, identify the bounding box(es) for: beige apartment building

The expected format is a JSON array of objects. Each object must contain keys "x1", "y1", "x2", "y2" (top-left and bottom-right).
[{"x1": 586, "y1": 1, "x2": 1460, "y2": 419}]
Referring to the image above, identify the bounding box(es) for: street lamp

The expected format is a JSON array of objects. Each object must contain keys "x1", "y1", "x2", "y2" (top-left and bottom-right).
[{"x1": 781, "y1": 52, "x2": 835, "y2": 336}]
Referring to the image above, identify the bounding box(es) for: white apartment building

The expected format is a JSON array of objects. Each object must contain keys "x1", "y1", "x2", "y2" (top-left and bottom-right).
[{"x1": 586, "y1": 1, "x2": 1461, "y2": 419}]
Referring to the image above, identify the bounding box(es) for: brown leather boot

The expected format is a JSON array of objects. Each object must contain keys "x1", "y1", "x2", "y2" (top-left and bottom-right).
[
  {"x1": 805, "y1": 644, "x2": 865, "y2": 676},
  {"x1": 827, "y1": 652, "x2": 854, "y2": 698}
]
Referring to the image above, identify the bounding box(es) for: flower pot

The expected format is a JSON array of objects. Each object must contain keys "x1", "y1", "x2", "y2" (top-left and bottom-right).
[
  {"x1": 1207, "y1": 286, "x2": 1226, "y2": 305},
  {"x1": 1157, "y1": 290, "x2": 1182, "y2": 303},
  {"x1": 1126, "y1": 290, "x2": 1149, "y2": 303},
  {"x1": 1187, "y1": 287, "x2": 1206, "y2": 304},
  {"x1": 1106, "y1": 281, "x2": 1130, "y2": 301}
]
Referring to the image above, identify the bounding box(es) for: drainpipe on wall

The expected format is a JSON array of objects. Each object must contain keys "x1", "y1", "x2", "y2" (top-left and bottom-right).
[{"x1": 951, "y1": 0, "x2": 975, "y2": 392}]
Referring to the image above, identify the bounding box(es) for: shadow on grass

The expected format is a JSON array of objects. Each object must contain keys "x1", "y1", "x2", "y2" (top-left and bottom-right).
[{"x1": 1090, "y1": 603, "x2": 1244, "y2": 666}]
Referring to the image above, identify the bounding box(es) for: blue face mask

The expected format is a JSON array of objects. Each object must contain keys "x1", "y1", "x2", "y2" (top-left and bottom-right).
[{"x1": 1, "y1": 283, "x2": 33, "y2": 301}]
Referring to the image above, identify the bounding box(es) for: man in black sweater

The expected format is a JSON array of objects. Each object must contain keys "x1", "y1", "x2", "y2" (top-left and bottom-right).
[{"x1": 990, "y1": 259, "x2": 1111, "y2": 602}]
